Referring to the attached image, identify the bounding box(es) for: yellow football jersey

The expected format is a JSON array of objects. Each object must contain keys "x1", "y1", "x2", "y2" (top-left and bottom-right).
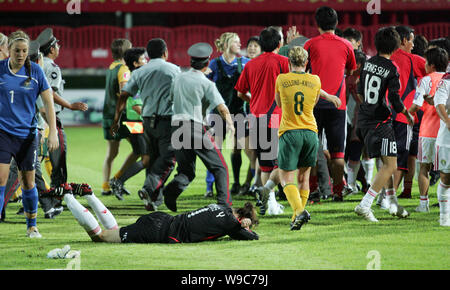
[
  {"x1": 109, "y1": 61, "x2": 131, "y2": 87},
  {"x1": 275, "y1": 72, "x2": 321, "y2": 137}
]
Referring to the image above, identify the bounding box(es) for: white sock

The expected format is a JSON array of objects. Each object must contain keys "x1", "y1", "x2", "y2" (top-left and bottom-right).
[
  {"x1": 437, "y1": 181, "x2": 450, "y2": 217},
  {"x1": 64, "y1": 194, "x2": 102, "y2": 238},
  {"x1": 415, "y1": 159, "x2": 420, "y2": 181},
  {"x1": 84, "y1": 194, "x2": 118, "y2": 230},
  {"x1": 362, "y1": 159, "x2": 375, "y2": 184},
  {"x1": 385, "y1": 188, "x2": 397, "y2": 205},
  {"x1": 419, "y1": 195, "x2": 429, "y2": 207},
  {"x1": 264, "y1": 179, "x2": 277, "y2": 191},
  {"x1": 360, "y1": 187, "x2": 379, "y2": 208},
  {"x1": 377, "y1": 188, "x2": 386, "y2": 203},
  {"x1": 347, "y1": 161, "x2": 360, "y2": 189}
]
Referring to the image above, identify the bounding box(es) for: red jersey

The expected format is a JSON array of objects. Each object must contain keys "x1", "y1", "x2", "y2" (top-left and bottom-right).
[
  {"x1": 303, "y1": 32, "x2": 356, "y2": 110},
  {"x1": 234, "y1": 52, "x2": 289, "y2": 128},
  {"x1": 390, "y1": 49, "x2": 426, "y2": 124}
]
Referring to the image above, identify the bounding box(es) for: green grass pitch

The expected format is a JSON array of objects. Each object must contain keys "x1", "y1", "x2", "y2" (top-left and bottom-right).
[{"x1": 0, "y1": 127, "x2": 448, "y2": 270}]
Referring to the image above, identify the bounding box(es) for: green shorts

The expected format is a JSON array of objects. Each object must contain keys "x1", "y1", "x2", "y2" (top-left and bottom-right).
[
  {"x1": 103, "y1": 118, "x2": 129, "y2": 141},
  {"x1": 278, "y1": 129, "x2": 319, "y2": 171}
]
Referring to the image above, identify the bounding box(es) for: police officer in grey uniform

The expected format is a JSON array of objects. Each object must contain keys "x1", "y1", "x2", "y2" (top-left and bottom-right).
[
  {"x1": 36, "y1": 28, "x2": 88, "y2": 189},
  {"x1": 162, "y1": 42, "x2": 235, "y2": 212},
  {"x1": 112, "y1": 38, "x2": 181, "y2": 211}
]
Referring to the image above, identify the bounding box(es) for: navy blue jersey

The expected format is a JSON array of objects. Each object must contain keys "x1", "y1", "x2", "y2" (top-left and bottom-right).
[
  {"x1": 0, "y1": 59, "x2": 50, "y2": 138},
  {"x1": 207, "y1": 56, "x2": 250, "y2": 82}
]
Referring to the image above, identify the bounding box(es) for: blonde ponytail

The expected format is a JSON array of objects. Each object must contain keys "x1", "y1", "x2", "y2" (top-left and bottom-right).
[
  {"x1": 214, "y1": 32, "x2": 239, "y2": 53},
  {"x1": 0, "y1": 33, "x2": 7, "y2": 47}
]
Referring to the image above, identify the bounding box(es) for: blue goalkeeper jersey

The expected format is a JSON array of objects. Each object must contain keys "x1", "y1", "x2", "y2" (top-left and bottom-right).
[{"x1": 0, "y1": 59, "x2": 50, "y2": 138}]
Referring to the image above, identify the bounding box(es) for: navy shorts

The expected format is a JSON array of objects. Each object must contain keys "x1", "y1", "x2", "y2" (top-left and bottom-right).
[
  {"x1": 0, "y1": 129, "x2": 38, "y2": 171},
  {"x1": 314, "y1": 108, "x2": 347, "y2": 159}
]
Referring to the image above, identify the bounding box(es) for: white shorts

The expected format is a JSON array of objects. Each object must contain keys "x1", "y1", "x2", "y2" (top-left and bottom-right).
[
  {"x1": 417, "y1": 137, "x2": 436, "y2": 165},
  {"x1": 435, "y1": 145, "x2": 450, "y2": 173}
]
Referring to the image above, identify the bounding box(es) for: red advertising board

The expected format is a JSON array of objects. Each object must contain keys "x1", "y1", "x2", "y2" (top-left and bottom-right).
[{"x1": 1, "y1": 0, "x2": 449, "y2": 13}]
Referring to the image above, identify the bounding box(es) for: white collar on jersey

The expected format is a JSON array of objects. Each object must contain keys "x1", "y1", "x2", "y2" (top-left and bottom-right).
[{"x1": 7, "y1": 58, "x2": 38, "y2": 84}]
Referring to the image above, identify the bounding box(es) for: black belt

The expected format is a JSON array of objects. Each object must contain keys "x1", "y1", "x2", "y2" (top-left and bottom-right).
[
  {"x1": 144, "y1": 115, "x2": 171, "y2": 128},
  {"x1": 157, "y1": 116, "x2": 172, "y2": 120},
  {"x1": 144, "y1": 115, "x2": 172, "y2": 120}
]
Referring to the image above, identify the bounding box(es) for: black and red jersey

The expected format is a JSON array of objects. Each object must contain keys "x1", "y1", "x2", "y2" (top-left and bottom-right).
[
  {"x1": 167, "y1": 204, "x2": 259, "y2": 243},
  {"x1": 391, "y1": 49, "x2": 426, "y2": 124},
  {"x1": 357, "y1": 55, "x2": 406, "y2": 128}
]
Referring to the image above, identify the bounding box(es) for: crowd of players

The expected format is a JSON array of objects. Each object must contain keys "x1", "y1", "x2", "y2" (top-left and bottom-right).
[{"x1": 0, "y1": 5, "x2": 449, "y2": 242}]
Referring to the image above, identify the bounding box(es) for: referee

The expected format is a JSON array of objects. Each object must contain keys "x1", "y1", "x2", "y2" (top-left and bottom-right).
[{"x1": 162, "y1": 42, "x2": 235, "y2": 212}]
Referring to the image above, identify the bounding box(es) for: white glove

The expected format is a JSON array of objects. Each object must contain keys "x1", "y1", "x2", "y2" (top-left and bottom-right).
[{"x1": 47, "y1": 245, "x2": 80, "y2": 259}]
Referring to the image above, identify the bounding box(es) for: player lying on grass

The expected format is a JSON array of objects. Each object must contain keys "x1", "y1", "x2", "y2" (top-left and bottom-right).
[{"x1": 51, "y1": 183, "x2": 259, "y2": 243}]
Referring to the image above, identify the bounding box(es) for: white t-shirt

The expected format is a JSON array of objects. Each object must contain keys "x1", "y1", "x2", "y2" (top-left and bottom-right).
[
  {"x1": 434, "y1": 76, "x2": 450, "y2": 148},
  {"x1": 414, "y1": 75, "x2": 436, "y2": 106}
]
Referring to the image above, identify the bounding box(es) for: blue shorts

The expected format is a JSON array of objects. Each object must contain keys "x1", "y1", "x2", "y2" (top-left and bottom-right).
[{"x1": 0, "y1": 129, "x2": 38, "y2": 171}]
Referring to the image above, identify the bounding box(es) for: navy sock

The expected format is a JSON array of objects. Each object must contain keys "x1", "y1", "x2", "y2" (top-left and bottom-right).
[
  {"x1": 206, "y1": 171, "x2": 215, "y2": 192},
  {"x1": 22, "y1": 186, "x2": 38, "y2": 228}
]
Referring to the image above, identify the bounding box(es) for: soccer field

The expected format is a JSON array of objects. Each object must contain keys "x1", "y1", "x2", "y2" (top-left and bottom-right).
[{"x1": 0, "y1": 126, "x2": 448, "y2": 270}]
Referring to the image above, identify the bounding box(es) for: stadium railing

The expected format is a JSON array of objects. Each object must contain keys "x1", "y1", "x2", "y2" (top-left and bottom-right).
[
  {"x1": 1, "y1": 26, "x2": 21, "y2": 37},
  {"x1": 72, "y1": 26, "x2": 126, "y2": 68},
  {"x1": 27, "y1": 25, "x2": 75, "y2": 68},
  {"x1": 1, "y1": 23, "x2": 448, "y2": 69},
  {"x1": 126, "y1": 26, "x2": 173, "y2": 48},
  {"x1": 171, "y1": 25, "x2": 220, "y2": 67}
]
